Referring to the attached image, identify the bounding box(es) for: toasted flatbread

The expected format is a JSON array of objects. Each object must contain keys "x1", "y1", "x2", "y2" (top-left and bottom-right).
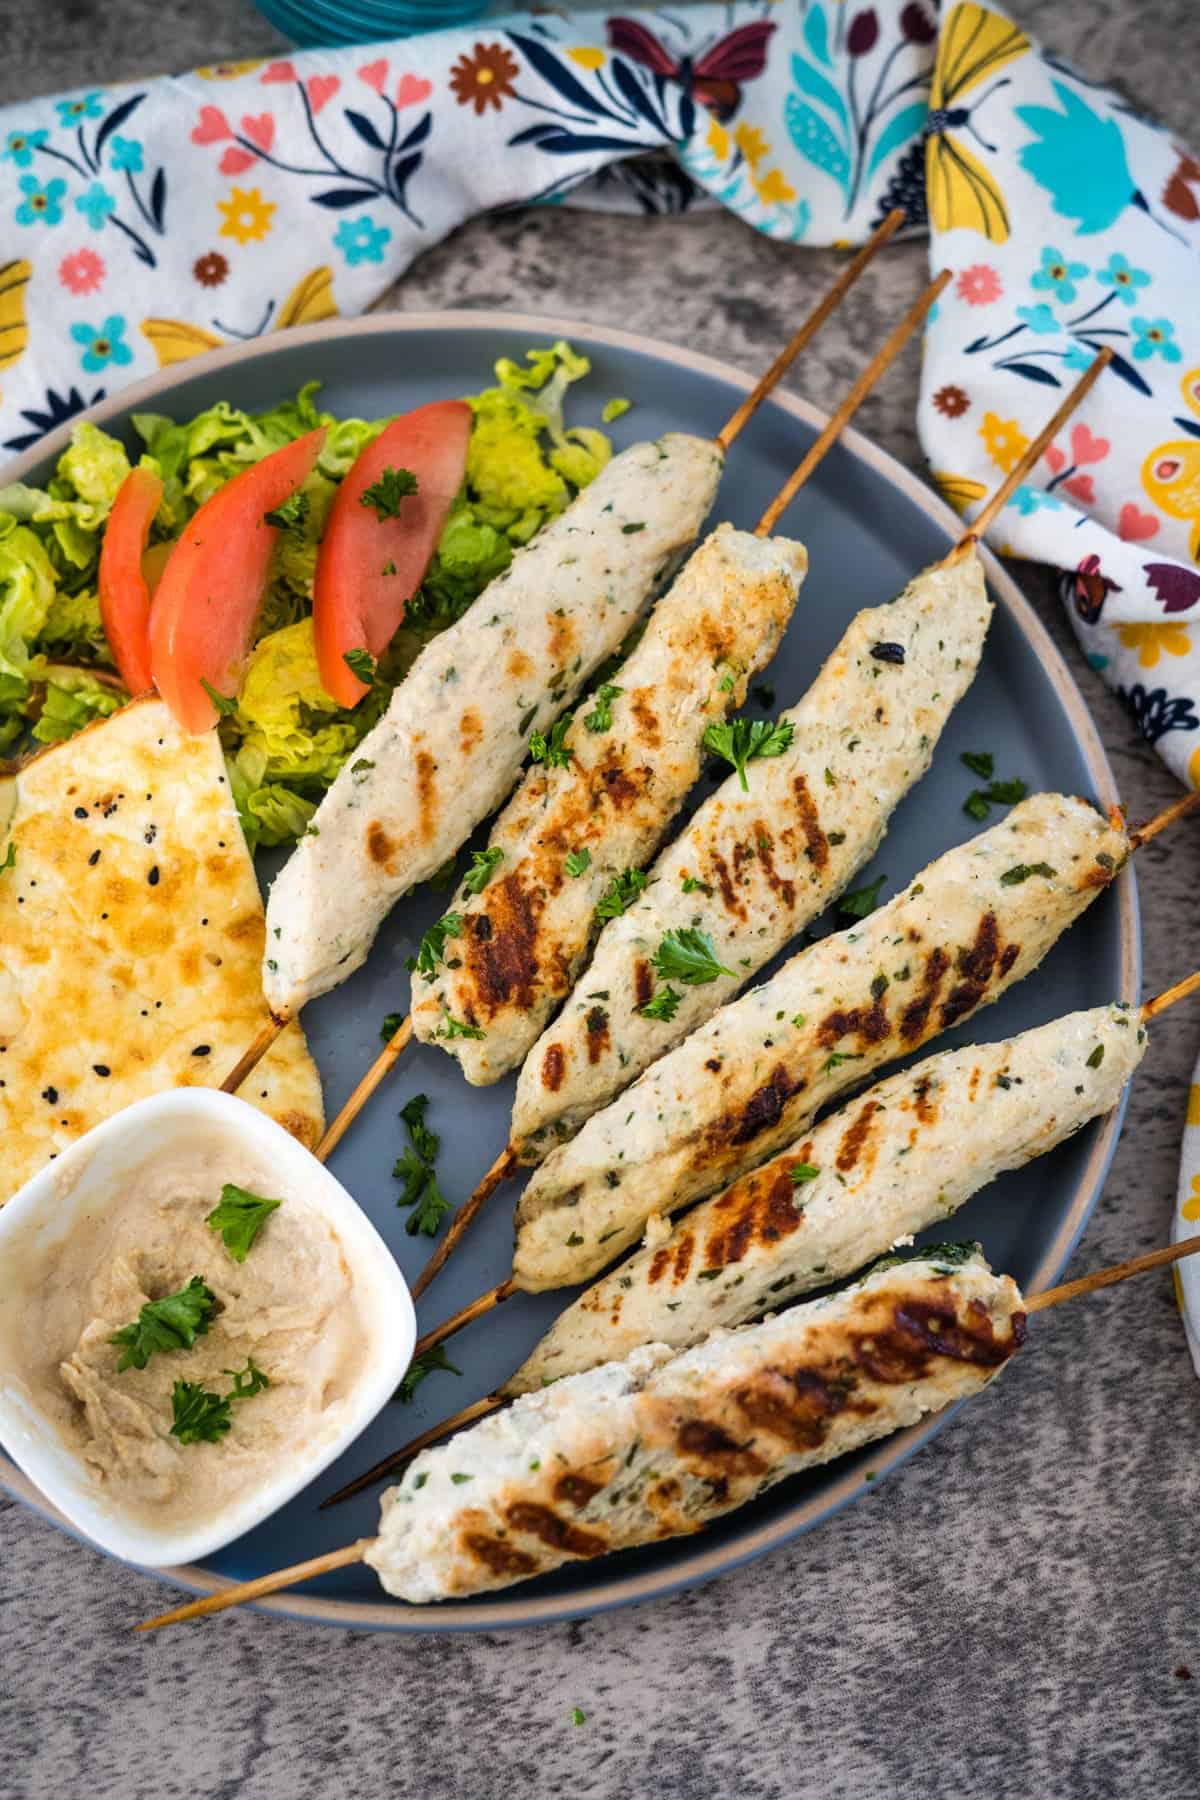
[{"x1": 0, "y1": 697, "x2": 323, "y2": 1204}]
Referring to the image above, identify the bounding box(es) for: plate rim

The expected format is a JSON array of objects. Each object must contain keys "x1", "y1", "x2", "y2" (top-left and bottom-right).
[{"x1": 0, "y1": 307, "x2": 1140, "y2": 1632}]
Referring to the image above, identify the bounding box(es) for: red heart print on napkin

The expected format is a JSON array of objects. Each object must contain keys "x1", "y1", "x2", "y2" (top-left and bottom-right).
[
  {"x1": 219, "y1": 146, "x2": 258, "y2": 175},
  {"x1": 240, "y1": 113, "x2": 275, "y2": 153},
  {"x1": 307, "y1": 75, "x2": 341, "y2": 114},
  {"x1": 1119, "y1": 502, "x2": 1160, "y2": 542},
  {"x1": 1045, "y1": 444, "x2": 1066, "y2": 475},
  {"x1": 358, "y1": 59, "x2": 388, "y2": 94},
  {"x1": 396, "y1": 73, "x2": 433, "y2": 109},
  {"x1": 261, "y1": 60, "x2": 297, "y2": 83},
  {"x1": 1070, "y1": 423, "x2": 1110, "y2": 466},
  {"x1": 191, "y1": 105, "x2": 232, "y2": 145},
  {"x1": 1063, "y1": 474, "x2": 1095, "y2": 504}
]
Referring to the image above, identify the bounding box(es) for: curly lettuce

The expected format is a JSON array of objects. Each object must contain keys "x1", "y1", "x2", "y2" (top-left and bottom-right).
[{"x1": 0, "y1": 344, "x2": 616, "y2": 840}]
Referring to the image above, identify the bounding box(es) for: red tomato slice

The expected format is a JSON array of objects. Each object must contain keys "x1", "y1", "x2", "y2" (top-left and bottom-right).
[
  {"x1": 98, "y1": 465, "x2": 163, "y2": 695},
  {"x1": 149, "y1": 427, "x2": 326, "y2": 732},
  {"x1": 313, "y1": 401, "x2": 471, "y2": 708}
]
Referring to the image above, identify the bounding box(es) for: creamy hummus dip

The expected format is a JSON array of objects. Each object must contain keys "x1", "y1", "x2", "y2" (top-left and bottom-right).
[{"x1": 9, "y1": 1132, "x2": 369, "y2": 1532}]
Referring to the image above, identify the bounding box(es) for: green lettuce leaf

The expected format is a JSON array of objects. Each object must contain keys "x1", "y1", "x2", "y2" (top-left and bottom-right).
[{"x1": 30, "y1": 669, "x2": 124, "y2": 745}]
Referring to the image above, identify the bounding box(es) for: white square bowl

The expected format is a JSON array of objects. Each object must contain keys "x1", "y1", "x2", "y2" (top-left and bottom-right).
[{"x1": 0, "y1": 1087, "x2": 415, "y2": 1567}]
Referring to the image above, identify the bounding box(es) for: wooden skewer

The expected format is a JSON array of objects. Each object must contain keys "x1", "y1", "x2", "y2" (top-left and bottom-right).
[
  {"x1": 410, "y1": 1149, "x2": 517, "y2": 1301},
  {"x1": 714, "y1": 208, "x2": 904, "y2": 453},
  {"x1": 1026, "y1": 1232, "x2": 1200, "y2": 1312},
  {"x1": 938, "y1": 346, "x2": 1113, "y2": 567},
  {"x1": 218, "y1": 1016, "x2": 288, "y2": 1095},
  {"x1": 755, "y1": 269, "x2": 952, "y2": 536},
  {"x1": 319, "y1": 1394, "x2": 502, "y2": 1509},
  {"x1": 215, "y1": 231, "x2": 905, "y2": 1109},
  {"x1": 135, "y1": 1220, "x2": 1200, "y2": 1632},
  {"x1": 326, "y1": 949, "x2": 1200, "y2": 1507},
  {"x1": 1129, "y1": 786, "x2": 1200, "y2": 849}
]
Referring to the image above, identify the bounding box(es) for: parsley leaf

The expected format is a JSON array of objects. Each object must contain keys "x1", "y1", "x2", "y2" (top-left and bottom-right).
[
  {"x1": 652, "y1": 927, "x2": 733, "y2": 987},
  {"x1": 0, "y1": 843, "x2": 14, "y2": 874},
  {"x1": 360, "y1": 465, "x2": 419, "y2": 520},
  {"x1": 565, "y1": 848, "x2": 591, "y2": 877},
  {"x1": 169, "y1": 1380, "x2": 232, "y2": 1446},
  {"x1": 393, "y1": 1093, "x2": 452, "y2": 1236},
  {"x1": 400, "y1": 1092, "x2": 439, "y2": 1165},
  {"x1": 961, "y1": 751, "x2": 994, "y2": 780},
  {"x1": 205, "y1": 1184, "x2": 282, "y2": 1264},
  {"x1": 343, "y1": 647, "x2": 377, "y2": 684},
  {"x1": 639, "y1": 984, "x2": 681, "y2": 1022},
  {"x1": 583, "y1": 684, "x2": 623, "y2": 733},
  {"x1": 264, "y1": 490, "x2": 309, "y2": 534},
  {"x1": 380, "y1": 1010, "x2": 405, "y2": 1044},
  {"x1": 838, "y1": 874, "x2": 887, "y2": 919},
  {"x1": 963, "y1": 777, "x2": 1028, "y2": 821},
  {"x1": 407, "y1": 913, "x2": 464, "y2": 978},
  {"x1": 529, "y1": 716, "x2": 573, "y2": 768},
  {"x1": 1086, "y1": 1044, "x2": 1105, "y2": 1069},
  {"x1": 594, "y1": 867, "x2": 647, "y2": 923},
  {"x1": 226, "y1": 1358, "x2": 271, "y2": 1400},
  {"x1": 109, "y1": 1276, "x2": 217, "y2": 1371},
  {"x1": 439, "y1": 1013, "x2": 486, "y2": 1041},
  {"x1": 199, "y1": 679, "x2": 238, "y2": 719},
  {"x1": 790, "y1": 1163, "x2": 820, "y2": 1185},
  {"x1": 823, "y1": 1051, "x2": 862, "y2": 1072},
  {"x1": 464, "y1": 847, "x2": 503, "y2": 895},
  {"x1": 1000, "y1": 862, "x2": 1056, "y2": 886},
  {"x1": 703, "y1": 717, "x2": 795, "y2": 791},
  {"x1": 396, "y1": 1343, "x2": 462, "y2": 1404}
]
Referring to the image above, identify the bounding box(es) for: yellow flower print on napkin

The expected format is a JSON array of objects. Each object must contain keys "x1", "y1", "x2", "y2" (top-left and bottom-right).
[
  {"x1": 0, "y1": 259, "x2": 31, "y2": 374},
  {"x1": 735, "y1": 122, "x2": 769, "y2": 166},
  {"x1": 567, "y1": 48, "x2": 606, "y2": 70},
  {"x1": 1114, "y1": 621, "x2": 1192, "y2": 668},
  {"x1": 706, "y1": 117, "x2": 731, "y2": 161},
  {"x1": 933, "y1": 472, "x2": 988, "y2": 516},
  {"x1": 1182, "y1": 1173, "x2": 1200, "y2": 1223},
  {"x1": 979, "y1": 411, "x2": 1030, "y2": 474},
  {"x1": 217, "y1": 187, "x2": 276, "y2": 246}
]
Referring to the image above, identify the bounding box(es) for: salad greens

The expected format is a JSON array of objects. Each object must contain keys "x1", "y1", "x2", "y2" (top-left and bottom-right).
[{"x1": 0, "y1": 342, "x2": 615, "y2": 849}]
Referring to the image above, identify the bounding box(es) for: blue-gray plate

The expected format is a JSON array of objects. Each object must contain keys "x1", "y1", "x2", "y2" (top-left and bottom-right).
[{"x1": 0, "y1": 311, "x2": 1138, "y2": 1631}]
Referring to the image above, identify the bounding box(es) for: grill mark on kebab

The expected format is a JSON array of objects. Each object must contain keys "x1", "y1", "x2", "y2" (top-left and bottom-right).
[
  {"x1": 505, "y1": 1501, "x2": 607, "y2": 1558},
  {"x1": 462, "y1": 1533, "x2": 540, "y2": 1580},
  {"x1": 585, "y1": 1006, "x2": 610, "y2": 1063},
  {"x1": 791, "y1": 775, "x2": 829, "y2": 871},
  {"x1": 463, "y1": 874, "x2": 545, "y2": 1016}
]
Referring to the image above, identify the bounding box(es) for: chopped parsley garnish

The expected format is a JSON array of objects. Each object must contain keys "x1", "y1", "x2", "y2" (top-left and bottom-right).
[
  {"x1": 407, "y1": 913, "x2": 464, "y2": 977},
  {"x1": 109, "y1": 1276, "x2": 217, "y2": 1371},
  {"x1": 681, "y1": 874, "x2": 712, "y2": 895},
  {"x1": 1000, "y1": 862, "x2": 1056, "y2": 886},
  {"x1": 199, "y1": 679, "x2": 238, "y2": 718},
  {"x1": 621, "y1": 521, "x2": 645, "y2": 534},
  {"x1": 838, "y1": 874, "x2": 886, "y2": 919},
  {"x1": 464, "y1": 847, "x2": 504, "y2": 895},
  {"x1": 396, "y1": 1343, "x2": 462, "y2": 1404},
  {"x1": 639, "y1": 984, "x2": 681, "y2": 1022},
  {"x1": 205, "y1": 1184, "x2": 282, "y2": 1263},
  {"x1": 393, "y1": 1093, "x2": 452, "y2": 1236},
  {"x1": 263, "y1": 490, "x2": 309, "y2": 534},
  {"x1": 351, "y1": 758, "x2": 375, "y2": 783},
  {"x1": 343, "y1": 647, "x2": 377, "y2": 684},
  {"x1": 382, "y1": 559, "x2": 397, "y2": 576},
  {"x1": 359, "y1": 465, "x2": 418, "y2": 520},
  {"x1": 583, "y1": 683, "x2": 623, "y2": 733},
  {"x1": 565, "y1": 848, "x2": 591, "y2": 877},
  {"x1": 823, "y1": 1051, "x2": 862, "y2": 1072},
  {"x1": 652, "y1": 927, "x2": 733, "y2": 986},
  {"x1": 0, "y1": 843, "x2": 14, "y2": 873},
  {"x1": 964, "y1": 777, "x2": 1028, "y2": 821},
  {"x1": 169, "y1": 1360, "x2": 269, "y2": 1446},
  {"x1": 440, "y1": 1012, "x2": 486, "y2": 1042},
  {"x1": 602, "y1": 398, "x2": 630, "y2": 423},
  {"x1": 594, "y1": 866, "x2": 647, "y2": 922},
  {"x1": 571, "y1": 1708, "x2": 586, "y2": 1727},
  {"x1": 169, "y1": 1380, "x2": 231, "y2": 1446},
  {"x1": 702, "y1": 717, "x2": 795, "y2": 792},
  {"x1": 380, "y1": 1011, "x2": 405, "y2": 1044},
  {"x1": 529, "y1": 716, "x2": 573, "y2": 768},
  {"x1": 961, "y1": 751, "x2": 994, "y2": 780},
  {"x1": 790, "y1": 1163, "x2": 820, "y2": 1185},
  {"x1": 1086, "y1": 1044, "x2": 1105, "y2": 1069}
]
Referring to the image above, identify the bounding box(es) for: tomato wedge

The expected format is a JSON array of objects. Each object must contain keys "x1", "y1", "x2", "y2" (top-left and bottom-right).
[
  {"x1": 314, "y1": 401, "x2": 471, "y2": 708},
  {"x1": 98, "y1": 465, "x2": 163, "y2": 695},
  {"x1": 149, "y1": 427, "x2": 326, "y2": 733}
]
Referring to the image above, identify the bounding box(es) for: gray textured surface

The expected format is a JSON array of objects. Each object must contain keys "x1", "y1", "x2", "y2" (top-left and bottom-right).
[{"x1": 3, "y1": 3, "x2": 1200, "y2": 1796}]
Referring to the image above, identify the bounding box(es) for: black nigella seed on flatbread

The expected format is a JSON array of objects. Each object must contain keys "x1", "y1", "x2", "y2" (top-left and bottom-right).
[{"x1": 147, "y1": 865, "x2": 159, "y2": 886}]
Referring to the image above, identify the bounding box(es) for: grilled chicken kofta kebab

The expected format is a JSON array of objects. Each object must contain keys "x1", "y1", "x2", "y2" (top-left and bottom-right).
[
  {"x1": 140, "y1": 1215, "x2": 1200, "y2": 1623},
  {"x1": 403, "y1": 353, "x2": 1115, "y2": 1292},
  {"x1": 308, "y1": 272, "x2": 953, "y2": 1162},
  {"x1": 216, "y1": 214, "x2": 908, "y2": 1095},
  {"x1": 326, "y1": 944, "x2": 1194, "y2": 1506}
]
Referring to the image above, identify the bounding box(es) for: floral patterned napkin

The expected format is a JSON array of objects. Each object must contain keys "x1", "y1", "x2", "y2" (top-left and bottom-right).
[{"x1": 3, "y1": 5, "x2": 1200, "y2": 1328}]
